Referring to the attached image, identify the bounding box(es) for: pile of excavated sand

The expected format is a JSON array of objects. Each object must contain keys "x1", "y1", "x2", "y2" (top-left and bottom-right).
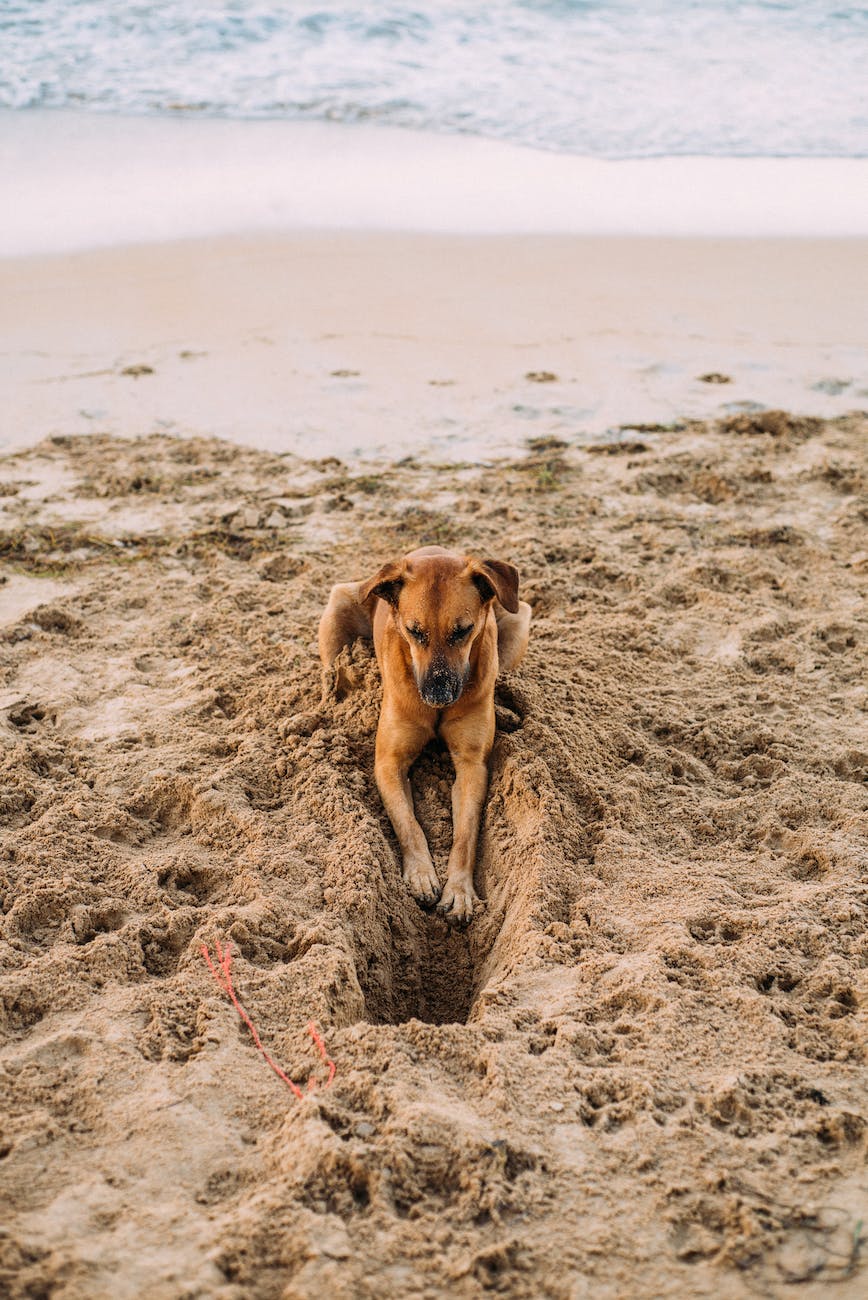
[{"x1": 1, "y1": 414, "x2": 866, "y2": 1298}]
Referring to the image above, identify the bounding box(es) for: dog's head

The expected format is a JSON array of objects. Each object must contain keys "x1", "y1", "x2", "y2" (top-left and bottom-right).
[{"x1": 360, "y1": 550, "x2": 519, "y2": 708}]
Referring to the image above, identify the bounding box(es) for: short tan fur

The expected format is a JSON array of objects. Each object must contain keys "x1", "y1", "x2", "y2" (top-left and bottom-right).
[{"x1": 318, "y1": 546, "x2": 531, "y2": 921}]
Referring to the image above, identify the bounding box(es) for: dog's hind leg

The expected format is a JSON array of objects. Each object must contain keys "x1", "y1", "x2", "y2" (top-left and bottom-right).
[
  {"x1": 317, "y1": 581, "x2": 377, "y2": 705},
  {"x1": 495, "y1": 600, "x2": 532, "y2": 673},
  {"x1": 318, "y1": 581, "x2": 374, "y2": 668}
]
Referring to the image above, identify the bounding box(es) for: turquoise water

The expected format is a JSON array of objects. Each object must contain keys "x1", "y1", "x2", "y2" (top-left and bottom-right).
[{"x1": 2, "y1": 2, "x2": 867, "y2": 157}]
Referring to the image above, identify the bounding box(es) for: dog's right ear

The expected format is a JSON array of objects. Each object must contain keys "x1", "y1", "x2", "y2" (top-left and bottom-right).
[{"x1": 359, "y1": 559, "x2": 405, "y2": 607}]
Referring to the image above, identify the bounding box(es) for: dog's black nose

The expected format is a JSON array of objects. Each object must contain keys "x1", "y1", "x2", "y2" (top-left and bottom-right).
[
  {"x1": 419, "y1": 662, "x2": 463, "y2": 708},
  {"x1": 422, "y1": 684, "x2": 460, "y2": 707}
]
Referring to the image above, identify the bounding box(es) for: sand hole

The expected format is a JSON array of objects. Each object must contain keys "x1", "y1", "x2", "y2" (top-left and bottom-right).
[
  {"x1": 355, "y1": 741, "x2": 499, "y2": 1026},
  {"x1": 361, "y1": 913, "x2": 482, "y2": 1026}
]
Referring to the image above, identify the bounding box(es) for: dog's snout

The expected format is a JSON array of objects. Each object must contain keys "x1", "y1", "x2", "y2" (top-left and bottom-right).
[{"x1": 419, "y1": 657, "x2": 464, "y2": 708}]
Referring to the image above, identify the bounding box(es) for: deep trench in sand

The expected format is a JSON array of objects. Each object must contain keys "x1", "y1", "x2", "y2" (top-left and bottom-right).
[
  {"x1": 353, "y1": 742, "x2": 501, "y2": 1027},
  {"x1": 360, "y1": 910, "x2": 485, "y2": 1026}
]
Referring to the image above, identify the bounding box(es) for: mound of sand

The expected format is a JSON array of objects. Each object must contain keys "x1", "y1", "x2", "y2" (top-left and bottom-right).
[{"x1": 1, "y1": 414, "x2": 866, "y2": 1297}]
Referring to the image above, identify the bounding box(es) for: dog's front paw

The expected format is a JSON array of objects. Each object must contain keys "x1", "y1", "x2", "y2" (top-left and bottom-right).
[
  {"x1": 403, "y1": 857, "x2": 442, "y2": 909},
  {"x1": 436, "y1": 879, "x2": 477, "y2": 925}
]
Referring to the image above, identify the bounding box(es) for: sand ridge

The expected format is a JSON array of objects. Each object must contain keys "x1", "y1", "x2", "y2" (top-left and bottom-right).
[{"x1": 0, "y1": 413, "x2": 867, "y2": 1297}]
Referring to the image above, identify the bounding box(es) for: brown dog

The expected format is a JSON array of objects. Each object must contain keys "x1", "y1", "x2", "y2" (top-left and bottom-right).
[{"x1": 318, "y1": 546, "x2": 531, "y2": 922}]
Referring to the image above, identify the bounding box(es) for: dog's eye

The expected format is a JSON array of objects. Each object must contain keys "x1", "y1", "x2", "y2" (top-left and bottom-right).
[
  {"x1": 406, "y1": 624, "x2": 427, "y2": 643},
  {"x1": 449, "y1": 625, "x2": 473, "y2": 645}
]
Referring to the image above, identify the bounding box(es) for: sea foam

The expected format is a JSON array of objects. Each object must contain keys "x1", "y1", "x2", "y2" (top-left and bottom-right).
[
  {"x1": 2, "y1": 1, "x2": 867, "y2": 159},
  {"x1": 2, "y1": 112, "x2": 867, "y2": 257}
]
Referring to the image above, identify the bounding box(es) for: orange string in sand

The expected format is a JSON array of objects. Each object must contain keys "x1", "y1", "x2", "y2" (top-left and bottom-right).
[{"x1": 201, "y1": 939, "x2": 335, "y2": 1098}]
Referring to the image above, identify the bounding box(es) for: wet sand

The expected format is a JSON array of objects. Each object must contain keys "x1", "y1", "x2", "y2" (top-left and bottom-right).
[{"x1": 2, "y1": 233, "x2": 867, "y2": 460}]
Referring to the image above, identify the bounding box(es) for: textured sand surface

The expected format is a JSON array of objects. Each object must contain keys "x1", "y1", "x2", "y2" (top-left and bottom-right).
[{"x1": 0, "y1": 412, "x2": 866, "y2": 1298}]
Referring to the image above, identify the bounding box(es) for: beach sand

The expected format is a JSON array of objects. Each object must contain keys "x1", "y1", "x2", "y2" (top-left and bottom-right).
[
  {"x1": 1, "y1": 391, "x2": 867, "y2": 1295},
  {"x1": 3, "y1": 233, "x2": 868, "y2": 459}
]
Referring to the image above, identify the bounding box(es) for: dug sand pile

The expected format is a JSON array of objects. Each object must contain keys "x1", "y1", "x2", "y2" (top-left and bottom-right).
[{"x1": 1, "y1": 413, "x2": 866, "y2": 1297}]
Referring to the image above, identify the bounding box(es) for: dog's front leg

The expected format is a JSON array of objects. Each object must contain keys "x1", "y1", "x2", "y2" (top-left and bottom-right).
[
  {"x1": 375, "y1": 716, "x2": 440, "y2": 908},
  {"x1": 438, "y1": 713, "x2": 494, "y2": 923}
]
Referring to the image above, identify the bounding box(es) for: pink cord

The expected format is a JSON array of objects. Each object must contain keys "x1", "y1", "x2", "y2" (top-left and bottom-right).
[{"x1": 202, "y1": 939, "x2": 335, "y2": 1097}]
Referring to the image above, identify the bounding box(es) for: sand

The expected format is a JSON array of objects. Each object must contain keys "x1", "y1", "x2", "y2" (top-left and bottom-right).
[
  {"x1": 3, "y1": 234, "x2": 868, "y2": 460},
  {"x1": 1, "y1": 403, "x2": 866, "y2": 1297}
]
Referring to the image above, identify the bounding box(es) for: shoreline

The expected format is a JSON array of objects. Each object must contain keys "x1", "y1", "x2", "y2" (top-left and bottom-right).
[
  {"x1": 2, "y1": 230, "x2": 867, "y2": 461},
  {"x1": 3, "y1": 110, "x2": 868, "y2": 258}
]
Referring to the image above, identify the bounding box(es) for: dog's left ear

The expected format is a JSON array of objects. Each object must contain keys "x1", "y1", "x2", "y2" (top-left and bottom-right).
[
  {"x1": 469, "y1": 558, "x2": 520, "y2": 613},
  {"x1": 359, "y1": 559, "x2": 405, "y2": 607}
]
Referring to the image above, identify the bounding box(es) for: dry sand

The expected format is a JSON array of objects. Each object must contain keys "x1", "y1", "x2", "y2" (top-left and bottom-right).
[{"x1": 1, "y1": 407, "x2": 866, "y2": 1298}]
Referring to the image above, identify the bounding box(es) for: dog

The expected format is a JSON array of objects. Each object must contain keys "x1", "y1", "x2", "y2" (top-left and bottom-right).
[{"x1": 318, "y1": 546, "x2": 531, "y2": 923}]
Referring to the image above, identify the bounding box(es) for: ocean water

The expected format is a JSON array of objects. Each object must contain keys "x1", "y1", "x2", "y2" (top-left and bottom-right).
[{"x1": 2, "y1": 1, "x2": 867, "y2": 158}]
